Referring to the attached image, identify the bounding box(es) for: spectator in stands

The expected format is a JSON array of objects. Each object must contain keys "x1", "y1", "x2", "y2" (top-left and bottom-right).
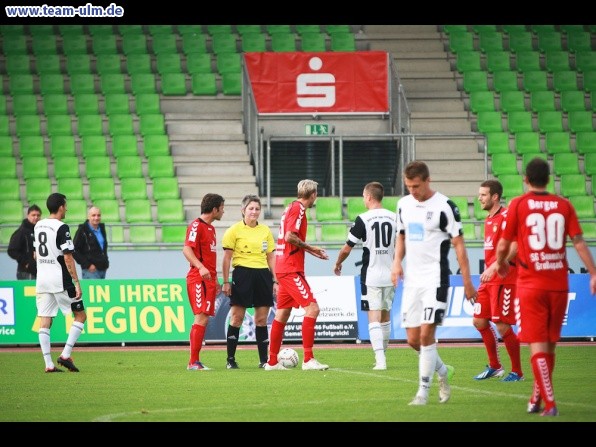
[
  {"x1": 184, "y1": 193, "x2": 226, "y2": 371},
  {"x1": 221, "y1": 194, "x2": 277, "y2": 369},
  {"x1": 333, "y1": 182, "x2": 396, "y2": 370},
  {"x1": 8, "y1": 204, "x2": 42, "y2": 280},
  {"x1": 73, "y1": 206, "x2": 109, "y2": 279},
  {"x1": 35, "y1": 193, "x2": 85, "y2": 373},
  {"x1": 391, "y1": 160, "x2": 477, "y2": 405},
  {"x1": 495, "y1": 157, "x2": 596, "y2": 416},
  {"x1": 473, "y1": 180, "x2": 524, "y2": 382},
  {"x1": 264, "y1": 179, "x2": 330, "y2": 371}
]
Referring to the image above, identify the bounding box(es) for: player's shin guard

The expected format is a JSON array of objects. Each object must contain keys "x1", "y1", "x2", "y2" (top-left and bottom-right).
[
  {"x1": 302, "y1": 316, "x2": 316, "y2": 362},
  {"x1": 268, "y1": 319, "x2": 285, "y2": 365},
  {"x1": 531, "y1": 352, "x2": 556, "y2": 411}
]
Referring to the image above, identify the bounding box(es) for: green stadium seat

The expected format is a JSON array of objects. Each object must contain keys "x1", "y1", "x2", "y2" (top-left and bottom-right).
[
  {"x1": 94, "y1": 199, "x2": 120, "y2": 223},
  {"x1": 346, "y1": 197, "x2": 367, "y2": 221},
  {"x1": 497, "y1": 174, "x2": 525, "y2": 199},
  {"x1": 191, "y1": 73, "x2": 217, "y2": 95},
  {"x1": 486, "y1": 51, "x2": 511, "y2": 73},
  {"x1": 25, "y1": 178, "x2": 52, "y2": 203},
  {"x1": 575, "y1": 51, "x2": 596, "y2": 73},
  {"x1": 545, "y1": 50, "x2": 571, "y2": 73},
  {"x1": 545, "y1": 131, "x2": 571, "y2": 154},
  {"x1": 576, "y1": 132, "x2": 596, "y2": 154},
  {"x1": 222, "y1": 72, "x2": 242, "y2": 96},
  {"x1": 537, "y1": 111, "x2": 564, "y2": 133},
  {"x1": 508, "y1": 31, "x2": 534, "y2": 53},
  {"x1": 84, "y1": 155, "x2": 112, "y2": 179},
  {"x1": 73, "y1": 93, "x2": 100, "y2": 116},
  {"x1": 490, "y1": 153, "x2": 519, "y2": 176},
  {"x1": 0, "y1": 116, "x2": 9, "y2": 136},
  {"x1": 57, "y1": 177, "x2": 84, "y2": 200},
  {"x1": 2, "y1": 34, "x2": 27, "y2": 54},
  {"x1": 88, "y1": 24, "x2": 115, "y2": 37},
  {"x1": 139, "y1": 113, "x2": 165, "y2": 136},
  {"x1": 0, "y1": 200, "x2": 25, "y2": 224},
  {"x1": 10, "y1": 74, "x2": 35, "y2": 94},
  {"x1": 65, "y1": 54, "x2": 92, "y2": 75},
  {"x1": 476, "y1": 111, "x2": 504, "y2": 133},
  {"x1": 583, "y1": 153, "x2": 596, "y2": 176},
  {"x1": 16, "y1": 115, "x2": 42, "y2": 137},
  {"x1": 443, "y1": 25, "x2": 468, "y2": 34},
  {"x1": 125, "y1": 53, "x2": 152, "y2": 74},
  {"x1": 271, "y1": 32, "x2": 297, "y2": 52},
  {"x1": 6, "y1": 54, "x2": 32, "y2": 75},
  {"x1": 239, "y1": 32, "x2": 267, "y2": 52},
  {"x1": 553, "y1": 152, "x2": 580, "y2": 175},
  {"x1": 514, "y1": 132, "x2": 541, "y2": 154},
  {"x1": 478, "y1": 30, "x2": 504, "y2": 53},
  {"x1": 156, "y1": 53, "x2": 183, "y2": 75},
  {"x1": 111, "y1": 134, "x2": 139, "y2": 158},
  {"x1": 31, "y1": 35, "x2": 58, "y2": 57},
  {"x1": 142, "y1": 134, "x2": 170, "y2": 157},
  {"x1": 300, "y1": 32, "x2": 326, "y2": 52},
  {"x1": 125, "y1": 199, "x2": 152, "y2": 223},
  {"x1": 121, "y1": 33, "x2": 148, "y2": 55},
  {"x1": 447, "y1": 31, "x2": 474, "y2": 53},
  {"x1": 120, "y1": 177, "x2": 148, "y2": 201},
  {"x1": 553, "y1": 71, "x2": 579, "y2": 93},
  {"x1": 43, "y1": 93, "x2": 69, "y2": 115},
  {"x1": 561, "y1": 90, "x2": 587, "y2": 112},
  {"x1": 148, "y1": 25, "x2": 173, "y2": 36},
  {"x1": 559, "y1": 173, "x2": 587, "y2": 196},
  {"x1": 18, "y1": 135, "x2": 44, "y2": 158},
  {"x1": 492, "y1": 71, "x2": 520, "y2": 92},
  {"x1": 116, "y1": 155, "x2": 143, "y2": 179},
  {"x1": 152, "y1": 177, "x2": 180, "y2": 200},
  {"x1": 92, "y1": 34, "x2": 118, "y2": 55},
  {"x1": 117, "y1": 25, "x2": 143, "y2": 36},
  {"x1": 536, "y1": 31, "x2": 563, "y2": 53},
  {"x1": 584, "y1": 72, "x2": 596, "y2": 93},
  {"x1": 53, "y1": 156, "x2": 80, "y2": 179},
  {"x1": 108, "y1": 113, "x2": 134, "y2": 136},
  {"x1": 211, "y1": 33, "x2": 238, "y2": 54},
  {"x1": 181, "y1": 33, "x2": 208, "y2": 55},
  {"x1": 104, "y1": 93, "x2": 131, "y2": 115},
  {"x1": 567, "y1": 196, "x2": 596, "y2": 219},
  {"x1": 12, "y1": 94, "x2": 38, "y2": 116},
  {"x1": 236, "y1": 25, "x2": 263, "y2": 35},
  {"x1": 22, "y1": 156, "x2": 49, "y2": 180},
  {"x1": 216, "y1": 52, "x2": 241, "y2": 74},
  {"x1": 314, "y1": 197, "x2": 343, "y2": 221},
  {"x1": 35, "y1": 54, "x2": 61, "y2": 75},
  {"x1": 147, "y1": 155, "x2": 174, "y2": 178},
  {"x1": 463, "y1": 71, "x2": 489, "y2": 93},
  {"x1": 0, "y1": 135, "x2": 13, "y2": 156},
  {"x1": 581, "y1": 222, "x2": 596, "y2": 239},
  {"x1": 185, "y1": 53, "x2": 212, "y2": 74},
  {"x1": 157, "y1": 198, "x2": 185, "y2": 223},
  {"x1": 0, "y1": 156, "x2": 17, "y2": 177},
  {"x1": 566, "y1": 31, "x2": 592, "y2": 53},
  {"x1": 89, "y1": 177, "x2": 116, "y2": 201},
  {"x1": 108, "y1": 224, "x2": 124, "y2": 244},
  {"x1": 485, "y1": 132, "x2": 511, "y2": 154},
  {"x1": 0, "y1": 178, "x2": 20, "y2": 201},
  {"x1": 77, "y1": 115, "x2": 104, "y2": 138},
  {"x1": 320, "y1": 224, "x2": 348, "y2": 245},
  {"x1": 473, "y1": 198, "x2": 489, "y2": 220},
  {"x1": 381, "y1": 196, "x2": 399, "y2": 212},
  {"x1": 507, "y1": 111, "x2": 534, "y2": 133},
  {"x1": 130, "y1": 73, "x2": 157, "y2": 94},
  {"x1": 530, "y1": 90, "x2": 556, "y2": 112},
  {"x1": 150, "y1": 34, "x2": 178, "y2": 54},
  {"x1": 46, "y1": 114, "x2": 73, "y2": 136},
  {"x1": 522, "y1": 70, "x2": 548, "y2": 92},
  {"x1": 81, "y1": 135, "x2": 108, "y2": 158},
  {"x1": 265, "y1": 25, "x2": 291, "y2": 35},
  {"x1": 69, "y1": 74, "x2": 96, "y2": 95},
  {"x1": 456, "y1": 50, "x2": 482, "y2": 73},
  {"x1": 100, "y1": 73, "x2": 126, "y2": 94},
  {"x1": 95, "y1": 54, "x2": 123, "y2": 74},
  {"x1": 499, "y1": 90, "x2": 526, "y2": 112},
  {"x1": 63, "y1": 199, "x2": 89, "y2": 225},
  {"x1": 129, "y1": 225, "x2": 157, "y2": 245},
  {"x1": 330, "y1": 32, "x2": 356, "y2": 51},
  {"x1": 134, "y1": 93, "x2": 161, "y2": 115},
  {"x1": 462, "y1": 222, "x2": 478, "y2": 242},
  {"x1": 450, "y1": 196, "x2": 470, "y2": 219},
  {"x1": 162, "y1": 224, "x2": 188, "y2": 243},
  {"x1": 160, "y1": 73, "x2": 187, "y2": 96},
  {"x1": 0, "y1": 96, "x2": 7, "y2": 115},
  {"x1": 567, "y1": 111, "x2": 594, "y2": 133}
]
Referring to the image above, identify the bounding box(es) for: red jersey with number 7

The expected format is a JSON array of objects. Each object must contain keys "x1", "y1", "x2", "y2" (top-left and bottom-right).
[
  {"x1": 502, "y1": 191, "x2": 582, "y2": 291},
  {"x1": 184, "y1": 218, "x2": 217, "y2": 280},
  {"x1": 275, "y1": 200, "x2": 307, "y2": 274}
]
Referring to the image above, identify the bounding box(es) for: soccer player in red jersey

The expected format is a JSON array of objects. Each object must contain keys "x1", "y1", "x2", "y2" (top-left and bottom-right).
[
  {"x1": 496, "y1": 158, "x2": 596, "y2": 416},
  {"x1": 473, "y1": 180, "x2": 523, "y2": 382},
  {"x1": 183, "y1": 193, "x2": 225, "y2": 371},
  {"x1": 264, "y1": 179, "x2": 330, "y2": 371}
]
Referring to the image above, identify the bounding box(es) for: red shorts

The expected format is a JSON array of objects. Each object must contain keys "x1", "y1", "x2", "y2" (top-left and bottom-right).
[
  {"x1": 186, "y1": 277, "x2": 217, "y2": 316},
  {"x1": 276, "y1": 272, "x2": 317, "y2": 309},
  {"x1": 474, "y1": 282, "x2": 517, "y2": 325},
  {"x1": 517, "y1": 286, "x2": 568, "y2": 344}
]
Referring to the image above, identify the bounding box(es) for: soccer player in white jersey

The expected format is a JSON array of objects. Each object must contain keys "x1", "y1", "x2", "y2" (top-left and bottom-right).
[
  {"x1": 334, "y1": 182, "x2": 397, "y2": 370},
  {"x1": 391, "y1": 161, "x2": 477, "y2": 405},
  {"x1": 34, "y1": 193, "x2": 86, "y2": 373}
]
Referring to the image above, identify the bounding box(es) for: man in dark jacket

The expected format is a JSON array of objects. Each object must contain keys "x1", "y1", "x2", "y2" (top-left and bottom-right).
[
  {"x1": 8, "y1": 204, "x2": 42, "y2": 280},
  {"x1": 73, "y1": 206, "x2": 110, "y2": 279}
]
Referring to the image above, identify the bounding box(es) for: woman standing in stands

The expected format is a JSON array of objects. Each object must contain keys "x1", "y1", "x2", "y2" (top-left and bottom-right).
[{"x1": 221, "y1": 194, "x2": 277, "y2": 369}]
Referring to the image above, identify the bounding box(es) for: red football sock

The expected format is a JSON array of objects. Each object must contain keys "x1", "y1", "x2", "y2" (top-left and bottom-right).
[
  {"x1": 479, "y1": 325, "x2": 501, "y2": 369},
  {"x1": 502, "y1": 327, "x2": 523, "y2": 375},
  {"x1": 268, "y1": 319, "x2": 285, "y2": 365},
  {"x1": 302, "y1": 316, "x2": 316, "y2": 362},
  {"x1": 531, "y1": 352, "x2": 556, "y2": 411},
  {"x1": 189, "y1": 323, "x2": 205, "y2": 364}
]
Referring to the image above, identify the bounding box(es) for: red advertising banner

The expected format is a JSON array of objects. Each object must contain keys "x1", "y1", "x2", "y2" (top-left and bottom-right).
[{"x1": 244, "y1": 51, "x2": 389, "y2": 114}]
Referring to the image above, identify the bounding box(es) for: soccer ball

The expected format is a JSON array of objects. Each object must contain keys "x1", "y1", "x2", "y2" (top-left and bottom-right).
[{"x1": 278, "y1": 348, "x2": 299, "y2": 368}]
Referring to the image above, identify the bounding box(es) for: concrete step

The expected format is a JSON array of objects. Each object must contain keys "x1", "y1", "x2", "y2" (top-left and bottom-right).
[
  {"x1": 167, "y1": 121, "x2": 243, "y2": 134},
  {"x1": 410, "y1": 118, "x2": 471, "y2": 133},
  {"x1": 175, "y1": 162, "x2": 254, "y2": 176}
]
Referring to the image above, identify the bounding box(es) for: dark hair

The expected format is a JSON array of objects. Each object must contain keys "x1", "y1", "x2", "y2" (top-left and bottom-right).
[
  {"x1": 201, "y1": 193, "x2": 225, "y2": 214},
  {"x1": 525, "y1": 157, "x2": 550, "y2": 188},
  {"x1": 27, "y1": 204, "x2": 42, "y2": 214},
  {"x1": 364, "y1": 182, "x2": 384, "y2": 202},
  {"x1": 404, "y1": 160, "x2": 430, "y2": 181},
  {"x1": 46, "y1": 193, "x2": 66, "y2": 214},
  {"x1": 480, "y1": 179, "x2": 503, "y2": 199}
]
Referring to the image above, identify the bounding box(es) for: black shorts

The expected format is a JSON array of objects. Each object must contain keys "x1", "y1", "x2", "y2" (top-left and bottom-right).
[{"x1": 230, "y1": 266, "x2": 274, "y2": 308}]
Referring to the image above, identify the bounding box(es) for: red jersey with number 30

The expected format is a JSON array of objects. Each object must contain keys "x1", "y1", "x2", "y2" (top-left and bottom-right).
[
  {"x1": 502, "y1": 191, "x2": 582, "y2": 291},
  {"x1": 275, "y1": 200, "x2": 307, "y2": 274}
]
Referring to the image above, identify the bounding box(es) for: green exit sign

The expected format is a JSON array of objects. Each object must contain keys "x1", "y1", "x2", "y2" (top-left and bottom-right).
[{"x1": 305, "y1": 124, "x2": 329, "y2": 135}]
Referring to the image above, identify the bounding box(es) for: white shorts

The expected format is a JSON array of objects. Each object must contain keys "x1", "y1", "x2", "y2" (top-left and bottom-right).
[
  {"x1": 400, "y1": 285, "x2": 448, "y2": 328},
  {"x1": 362, "y1": 285, "x2": 395, "y2": 311},
  {"x1": 36, "y1": 291, "x2": 78, "y2": 317}
]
